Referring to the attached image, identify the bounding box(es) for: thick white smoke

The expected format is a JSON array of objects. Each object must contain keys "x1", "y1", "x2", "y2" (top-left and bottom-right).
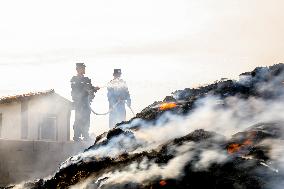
[
  {"x1": 66, "y1": 92, "x2": 284, "y2": 188},
  {"x1": 14, "y1": 69, "x2": 284, "y2": 188},
  {"x1": 71, "y1": 141, "x2": 229, "y2": 188}
]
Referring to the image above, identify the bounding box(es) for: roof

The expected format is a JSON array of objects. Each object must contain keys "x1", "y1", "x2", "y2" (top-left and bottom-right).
[{"x1": 0, "y1": 89, "x2": 71, "y2": 104}]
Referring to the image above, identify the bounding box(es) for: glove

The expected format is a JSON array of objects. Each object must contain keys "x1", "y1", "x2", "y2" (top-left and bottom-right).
[{"x1": 93, "y1": 86, "x2": 100, "y2": 93}]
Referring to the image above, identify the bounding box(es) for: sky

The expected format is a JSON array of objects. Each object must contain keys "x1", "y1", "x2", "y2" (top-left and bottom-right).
[{"x1": 0, "y1": 0, "x2": 284, "y2": 136}]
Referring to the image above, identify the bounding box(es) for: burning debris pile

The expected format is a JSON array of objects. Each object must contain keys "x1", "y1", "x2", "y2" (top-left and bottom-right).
[
  {"x1": 11, "y1": 64, "x2": 284, "y2": 189},
  {"x1": 131, "y1": 63, "x2": 284, "y2": 123}
]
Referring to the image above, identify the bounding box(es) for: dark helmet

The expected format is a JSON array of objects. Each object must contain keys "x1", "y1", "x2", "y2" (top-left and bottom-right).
[
  {"x1": 76, "y1": 63, "x2": 86, "y2": 68},
  {"x1": 113, "y1": 69, "x2": 121, "y2": 75}
]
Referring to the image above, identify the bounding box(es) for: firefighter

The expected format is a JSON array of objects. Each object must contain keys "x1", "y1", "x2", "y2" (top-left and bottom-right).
[
  {"x1": 107, "y1": 69, "x2": 131, "y2": 129},
  {"x1": 71, "y1": 63, "x2": 99, "y2": 141}
]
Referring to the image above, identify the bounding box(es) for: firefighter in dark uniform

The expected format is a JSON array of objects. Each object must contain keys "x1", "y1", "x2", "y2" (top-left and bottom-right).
[
  {"x1": 107, "y1": 69, "x2": 131, "y2": 129},
  {"x1": 71, "y1": 63, "x2": 99, "y2": 141}
]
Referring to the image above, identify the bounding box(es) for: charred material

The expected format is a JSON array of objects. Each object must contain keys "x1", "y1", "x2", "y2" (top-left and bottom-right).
[
  {"x1": 86, "y1": 128, "x2": 136, "y2": 152},
  {"x1": 19, "y1": 123, "x2": 283, "y2": 189},
  {"x1": 132, "y1": 64, "x2": 284, "y2": 124},
  {"x1": 6, "y1": 63, "x2": 284, "y2": 189}
]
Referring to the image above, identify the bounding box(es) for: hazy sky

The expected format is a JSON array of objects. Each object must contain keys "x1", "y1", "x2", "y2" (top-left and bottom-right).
[{"x1": 0, "y1": 0, "x2": 284, "y2": 135}]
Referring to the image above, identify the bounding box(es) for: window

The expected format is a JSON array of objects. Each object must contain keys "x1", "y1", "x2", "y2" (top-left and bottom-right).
[{"x1": 38, "y1": 114, "x2": 58, "y2": 141}]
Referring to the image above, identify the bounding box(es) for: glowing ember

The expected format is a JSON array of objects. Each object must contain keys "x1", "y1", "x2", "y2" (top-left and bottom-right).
[
  {"x1": 159, "y1": 180, "x2": 167, "y2": 186},
  {"x1": 159, "y1": 102, "x2": 177, "y2": 111},
  {"x1": 227, "y1": 143, "x2": 242, "y2": 154},
  {"x1": 227, "y1": 139, "x2": 253, "y2": 154}
]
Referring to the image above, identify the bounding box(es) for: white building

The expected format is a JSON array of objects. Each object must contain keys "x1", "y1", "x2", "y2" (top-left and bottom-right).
[{"x1": 0, "y1": 89, "x2": 72, "y2": 141}]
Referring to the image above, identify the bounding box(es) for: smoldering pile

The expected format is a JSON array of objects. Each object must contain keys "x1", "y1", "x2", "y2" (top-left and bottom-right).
[{"x1": 12, "y1": 64, "x2": 284, "y2": 189}]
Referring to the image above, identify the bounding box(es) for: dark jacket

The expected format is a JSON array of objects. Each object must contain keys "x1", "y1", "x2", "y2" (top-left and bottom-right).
[{"x1": 71, "y1": 76, "x2": 96, "y2": 108}]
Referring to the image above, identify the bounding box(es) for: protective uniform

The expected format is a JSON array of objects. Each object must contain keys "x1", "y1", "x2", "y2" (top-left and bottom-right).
[
  {"x1": 107, "y1": 77, "x2": 131, "y2": 129},
  {"x1": 71, "y1": 64, "x2": 98, "y2": 141}
]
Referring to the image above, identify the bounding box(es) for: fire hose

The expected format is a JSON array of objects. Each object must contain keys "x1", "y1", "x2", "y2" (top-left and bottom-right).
[
  {"x1": 88, "y1": 99, "x2": 118, "y2": 116},
  {"x1": 87, "y1": 95, "x2": 135, "y2": 116}
]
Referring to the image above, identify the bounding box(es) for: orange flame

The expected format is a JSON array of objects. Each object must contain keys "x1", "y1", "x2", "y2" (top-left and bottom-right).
[
  {"x1": 159, "y1": 180, "x2": 167, "y2": 186},
  {"x1": 227, "y1": 131, "x2": 256, "y2": 154},
  {"x1": 227, "y1": 139, "x2": 253, "y2": 154},
  {"x1": 227, "y1": 143, "x2": 242, "y2": 154},
  {"x1": 159, "y1": 102, "x2": 177, "y2": 111}
]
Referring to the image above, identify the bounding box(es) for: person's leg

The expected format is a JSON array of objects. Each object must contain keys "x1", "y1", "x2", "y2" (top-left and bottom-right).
[
  {"x1": 109, "y1": 111, "x2": 116, "y2": 129},
  {"x1": 82, "y1": 112, "x2": 91, "y2": 141},
  {"x1": 73, "y1": 109, "x2": 82, "y2": 141},
  {"x1": 120, "y1": 106, "x2": 126, "y2": 121},
  {"x1": 116, "y1": 105, "x2": 126, "y2": 123},
  {"x1": 109, "y1": 105, "x2": 127, "y2": 129}
]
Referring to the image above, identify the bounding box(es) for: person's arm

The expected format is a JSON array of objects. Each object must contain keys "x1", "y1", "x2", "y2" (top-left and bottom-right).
[
  {"x1": 108, "y1": 80, "x2": 123, "y2": 107},
  {"x1": 71, "y1": 76, "x2": 79, "y2": 102},
  {"x1": 107, "y1": 86, "x2": 116, "y2": 105},
  {"x1": 126, "y1": 90, "x2": 131, "y2": 107},
  {"x1": 88, "y1": 78, "x2": 100, "y2": 92},
  {"x1": 85, "y1": 77, "x2": 100, "y2": 102},
  {"x1": 124, "y1": 82, "x2": 131, "y2": 107}
]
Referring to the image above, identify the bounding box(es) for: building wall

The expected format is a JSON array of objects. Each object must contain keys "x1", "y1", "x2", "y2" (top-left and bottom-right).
[
  {"x1": 0, "y1": 139, "x2": 92, "y2": 186},
  {"x1": 0, "y1": 103, "x2": 21, "y2": 140},
  {"x1": 28, "y1": 95, "x2": 71, "y2": 142},
  {"x1": 0, "y1": 94, "x2": 71, "y2": 142}
]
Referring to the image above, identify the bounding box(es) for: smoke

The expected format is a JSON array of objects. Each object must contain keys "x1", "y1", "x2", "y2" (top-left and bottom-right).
[
  {"x1": 131, "y1": 94, "x2": 284, "y2": 148},
  {"x1": 259, "y1": 139, "x2": 284, "y2": 189},
  {"x1": 59, "y1": 133, "x2": 142, "y2": 170},
  {"x1": 71, "y1": 141, "x2": 230, "y2": 188},
  {"x1": 194, "y1": 148, "x2": 227, "y2": 171},
  {"x1": 57, "y1": 91, "x2": 280, "y2": 188},
  {"x1": 11, "y1": 66, "x2": 284, "y2": 188},
  {"x1": 66, "y1": 88, "x2": 284, "y2": 188},
  {"x1": 99, "y1": 142, "x2": 195, "y2": 185},
  {"x1": 0, "y1": 91, "x2": 94, "y2": 186}
]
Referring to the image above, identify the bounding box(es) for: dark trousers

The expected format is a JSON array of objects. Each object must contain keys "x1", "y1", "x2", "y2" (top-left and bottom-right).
[{"x1": 73, "y1": 105, "x2": 91, "y2": 141}]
